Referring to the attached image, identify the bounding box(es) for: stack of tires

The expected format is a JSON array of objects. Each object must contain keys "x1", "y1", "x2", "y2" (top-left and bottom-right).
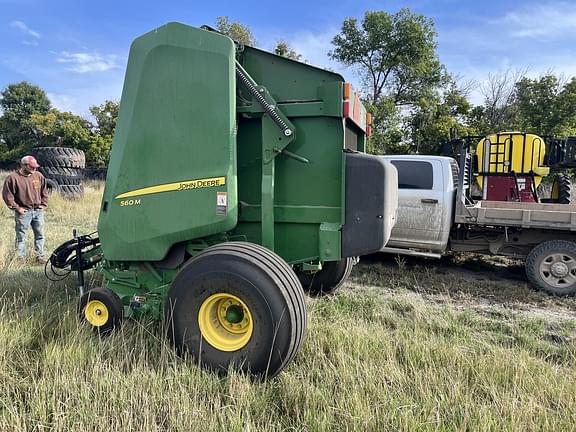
[{"x1": 32, "y1": 147, "x2": 85, "y2": 199}]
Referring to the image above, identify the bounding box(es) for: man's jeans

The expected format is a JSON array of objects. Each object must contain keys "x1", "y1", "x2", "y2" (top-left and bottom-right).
[{"x1": 15, "y1": 209, "x2": 45, "y2": 258}]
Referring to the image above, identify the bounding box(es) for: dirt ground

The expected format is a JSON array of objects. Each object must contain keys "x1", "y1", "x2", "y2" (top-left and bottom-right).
[{"x1": 355, "y1": 252, "x2": 576, "y2": 323}]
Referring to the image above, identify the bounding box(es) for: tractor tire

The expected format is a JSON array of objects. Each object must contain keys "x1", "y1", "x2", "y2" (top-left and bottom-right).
[
  {"x1": 526, "y1": 240, "x2": 576, "y2": 296},
  {"x1": 166, "y1": 242, "x2": 307, "y2": 379},
  {"x1": 39, "y1": 166, "x2": 83, "y2": 178},
  {"x1": 33, "y1": 147, "x2": 85, "y2": 169},
  {"x1": 40, "y1": 170, "x2": 82, "y2": 186},
  {"x1": 58, "y1": 184, "x2": 84, "y2": 199},
  {"x1": 296, "y1": 258, "x2": 354, "y2": 296},
  {"x1": 78, "y1": 287, "x2": 123, "y2": 335},
  {"x1": 550, "y1": 174, "x2": 572, "y2": 204},
  {"x1": 45, "y1": 178, "x2": 58, "y2": 194}
]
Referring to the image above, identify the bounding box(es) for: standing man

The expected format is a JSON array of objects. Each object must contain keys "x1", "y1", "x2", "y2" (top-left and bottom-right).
[{"x1": 2, "y1": 155, "x2": 49, "y2": 262}]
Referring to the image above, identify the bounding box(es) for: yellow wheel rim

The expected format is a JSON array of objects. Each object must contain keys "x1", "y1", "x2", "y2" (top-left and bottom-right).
[
  {"x1": 198, "y1": 293, "x2": 253, "y2": 352},
  {"x1": 84, "y1": 300, "x2": 109, "y2": 327}
]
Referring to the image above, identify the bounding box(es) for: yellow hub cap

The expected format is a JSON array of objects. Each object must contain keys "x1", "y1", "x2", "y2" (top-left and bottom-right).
[
  {"x1": 84, "y1": 300, "x2": 109, "y2": 327},
  {"x1": 198, "y1": 293, "x2": 253, "y2": 352}
]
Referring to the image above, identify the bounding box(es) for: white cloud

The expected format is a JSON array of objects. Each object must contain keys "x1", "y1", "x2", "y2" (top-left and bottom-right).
[
  {"x1": 10, "y1": 20, "x2": 40, "y2": 45},
  {"x1": 57, "y1": 51, "x2": 119, "y2": 73},
  {"x1": 47, "y1": 93, "x2": 76, "y2": 112},
  {"x1": 496, "y1": 2, "x2": 576, "y2": 39}
]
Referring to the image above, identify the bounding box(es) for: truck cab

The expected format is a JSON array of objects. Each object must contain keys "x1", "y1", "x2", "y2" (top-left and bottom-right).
[{"x1": 381, "y1": 155, "x2": 458, "y2": 255}]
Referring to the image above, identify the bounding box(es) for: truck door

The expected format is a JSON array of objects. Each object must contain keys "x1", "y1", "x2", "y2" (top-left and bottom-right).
[{"x1": 387, "y1": 159, "x2": 444, "y2": 251}]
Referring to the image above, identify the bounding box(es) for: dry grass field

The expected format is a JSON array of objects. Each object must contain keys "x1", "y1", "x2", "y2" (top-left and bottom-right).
[{"x1": 0, "y1": 171, "x2": 575, "y2": 431}]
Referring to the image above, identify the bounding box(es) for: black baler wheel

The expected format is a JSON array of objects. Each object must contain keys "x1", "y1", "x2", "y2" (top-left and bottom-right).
[
  {"x1": 296, "y1": 258, "x2": 354, "y2": 296},
  {"x1": 166, "y1": 242, "x2": 307, "y2": 379},
  {"x1": 78, "y1": 287, "x2": 123, "y2": 335}
]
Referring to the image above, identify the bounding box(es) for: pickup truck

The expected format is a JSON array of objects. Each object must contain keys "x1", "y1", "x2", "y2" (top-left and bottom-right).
[{"x1": 382, "y1": 154, "x2": 576, "y2": 296}]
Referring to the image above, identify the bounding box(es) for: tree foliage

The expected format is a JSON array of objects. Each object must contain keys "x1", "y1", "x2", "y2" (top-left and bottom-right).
[
  {"x1": 274, "y1": 41, "x2": 303, "y2": 62},
  {"x1": 216, "y1": 16, "x2": 256, "y2": 46},
  {"x1": 330, "y1": 9, "x2": 447, "y2": 105},
  {"x1": 513, "y1": 75, "x2": 576, "y2": 136},
  {"x1": 330, "y1": 9, "x2": 448, "y2": 154},
  {"x1": 0, "y1": 81, "x2": 51, "y2": 161}
]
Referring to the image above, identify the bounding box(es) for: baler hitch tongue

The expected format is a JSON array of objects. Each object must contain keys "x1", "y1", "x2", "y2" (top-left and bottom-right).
[{"x1": 46, "y1": 231, "x2": 102, "y2": 294}]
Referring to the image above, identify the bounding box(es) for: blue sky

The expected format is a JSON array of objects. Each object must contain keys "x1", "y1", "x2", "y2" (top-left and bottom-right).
[{"x1": 1, "y1": 0, "x2": 575, "y2": 116}]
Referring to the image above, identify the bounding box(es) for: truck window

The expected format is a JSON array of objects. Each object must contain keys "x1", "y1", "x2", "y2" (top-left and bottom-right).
[{"x1": 390, "y1": 160, "x2": 433, "y2": 190}]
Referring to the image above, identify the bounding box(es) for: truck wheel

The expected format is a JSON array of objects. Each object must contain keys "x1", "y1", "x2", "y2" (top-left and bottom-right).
[
  {"x1": 296, "y1": 258, "x2": 354, "y2": 296},
  {"x1": 526, "y1": 240, "x2": 576, "y2": 295},
  {"x1": 166, "y1": 242, "x2": 307, "y2": 379},
  {"x1": 550, "y1": 174, "x2": 572, "y2": 204},
  {"x1": 78, "y1": 287, "x2": 123, "y2": 335}
]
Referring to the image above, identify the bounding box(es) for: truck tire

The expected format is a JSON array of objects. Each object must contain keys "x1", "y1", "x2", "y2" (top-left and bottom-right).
[
  {"x1": 166, "y1": 242, "x2": 307, "y2": 378},
  {"x1": 296, "y1": 258, "x2": 354, "y2": 296},
  {"x1": 78, "y1": 287, "x2": 123, "y2": 335},
  {"x1": 550, "y1": 174, "x2": 572, "y2": 204},
  {"x1": 526, "y1": 240, "x2": 576, "y2": 296},
  {"x1": 33, "y1": 147, "x2": 85, "y2": 169}
]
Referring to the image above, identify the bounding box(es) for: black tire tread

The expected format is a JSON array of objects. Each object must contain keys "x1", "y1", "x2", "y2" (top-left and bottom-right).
[
  {"x1": 556, "y1": 174, "x2": 572, "y2": 204},
  {"x1": 189, "y1": 242, "x2": 306, "y2": 374},
  {"x1": 33, "y1": 146, "x2": 86, "y2": 169},
  {"x1": 43, "y1": 173, "x2": 82, "y2": 185},
  {"x1": 297, "y1": 258, "x2": 354, "y2": 296},
  {"x1": 78, "y1": 287, "x2": 123, "y2": 334},
  {"x1": 170, "y1": 242, "x2": 306, "y2": 377},
  {"x1": 526, "y1": 240, "x2": 576, "y2": 296},
  {"x1": 58, "y1": 184, "x2": 84, "y2": 199},
  {"x1": 39, "y1": 166, "x2": 83, "y2": 177}
]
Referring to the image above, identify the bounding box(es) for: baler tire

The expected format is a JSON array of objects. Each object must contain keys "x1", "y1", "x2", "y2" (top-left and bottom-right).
[
  {"x1": 296, "y1": 258, "x2": 354, "y2": 296},
  {"x1": 526, "y1": 240, "x2": 576, "y2": 296},
  {"x1": 166, "y1": 242, "x2": 307, "y2": 379},
  {"x1": 550, "y1": 174, "x2": 572, "y2": 204},
  {"x1": 33, "y1": 147, "x2": 86, "y2": 169},
  {"x1": 78, "y1": 287, "x2": 123, "y2": 335}
]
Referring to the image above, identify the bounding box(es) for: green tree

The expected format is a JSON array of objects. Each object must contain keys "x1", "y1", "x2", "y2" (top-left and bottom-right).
[
  {"x1": 330, "y1": 9, "x2": 448, "y2": 153},
  {"x1": 30, "y1": 110, "x2": 93, "y2": 150},
  {"x1": 90, "y1": 100, "x2": 118, "y2": 138},
  {"x1": 0, "y1": 81, "x2": 51, "y2": 161},
  {"x1": 407, "y1": 83, "x2": 474, "y2": 154},
  {"x1": 216, "y1": 16, "x2": 256, "y2": 46},
  {"x1": 274, "y1": 41, "x2": 303, "y2": 61},
  {"x1": 88, "y1": 100, "x2": 118, "y2": 165},
  {"x1": 513, "y1": 75, "x2": 576, "y2": 135}
]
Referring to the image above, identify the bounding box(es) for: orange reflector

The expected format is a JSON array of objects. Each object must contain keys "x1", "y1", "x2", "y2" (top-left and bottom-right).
[
  {"x1": 366, "y1": 112, "x2": 372, "y2": 126},
  {"x1": 343, "y1": 83, "x2": 351, "y2": 100}
]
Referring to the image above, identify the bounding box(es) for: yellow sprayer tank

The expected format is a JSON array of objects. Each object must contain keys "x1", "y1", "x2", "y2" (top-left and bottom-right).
[{"x1": 476, "y1": 132, "x2": 550, "y2": 189}]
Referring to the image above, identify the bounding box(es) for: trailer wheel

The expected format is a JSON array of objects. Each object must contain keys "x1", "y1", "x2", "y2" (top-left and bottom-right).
[
  {"x1": 526, "y1": 240, "x2": 576, "y2": 296},
  {"x1": 78, "y1": 288, "x2": 123, "y2": 334},
  {"x1": 550, "y1": 174, "x2": 572, "y2": 204},
  {"x1": 296, "y1": 258, "x2": 354, "y2": 296},
  {"x1": 166, "y1": 242, "x2": 307, "y2": 378}
]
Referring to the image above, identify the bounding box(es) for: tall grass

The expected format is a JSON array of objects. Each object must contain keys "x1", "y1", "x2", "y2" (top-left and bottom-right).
[{"x1": 0, "y1": 171, "x2": 575, "y2": 431}]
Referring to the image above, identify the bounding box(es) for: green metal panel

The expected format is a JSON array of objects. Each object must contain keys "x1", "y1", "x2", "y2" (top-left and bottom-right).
[{"x1": 98, "y1": 23, "x2": 237, "y2": 261}]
